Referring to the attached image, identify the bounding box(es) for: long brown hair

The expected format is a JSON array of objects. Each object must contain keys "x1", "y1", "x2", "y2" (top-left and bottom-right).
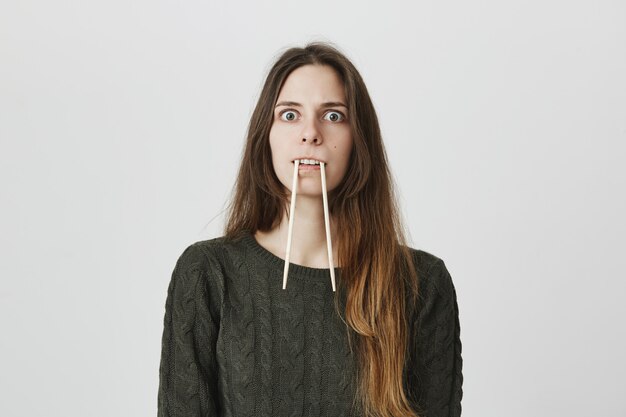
[{"x1": 223, "y1": 42, "x2": 421, "y2": 417}]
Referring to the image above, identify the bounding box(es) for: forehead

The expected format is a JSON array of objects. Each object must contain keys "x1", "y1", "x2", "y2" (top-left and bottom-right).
[{"x1": 277, "y1": 64, "x2": 345, "y2": 102}]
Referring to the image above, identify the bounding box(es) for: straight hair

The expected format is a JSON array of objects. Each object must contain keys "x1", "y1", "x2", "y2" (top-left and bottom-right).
[{"x1": 224, "y1": 42, "x2": 421, "y2": 417}]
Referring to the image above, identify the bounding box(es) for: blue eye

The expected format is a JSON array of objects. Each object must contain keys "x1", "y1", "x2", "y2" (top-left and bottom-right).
[
  {"x1": 324, "y1": 111, "x2": 345, "y2": 122},
  {"x1": 280, "y1": 110, "x2": 298, "y2": 121}
]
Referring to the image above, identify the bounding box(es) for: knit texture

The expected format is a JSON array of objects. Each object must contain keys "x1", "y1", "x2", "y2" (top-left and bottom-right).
[{"x1": 157, "y1": 231, "x2": 463, "y2": 417}]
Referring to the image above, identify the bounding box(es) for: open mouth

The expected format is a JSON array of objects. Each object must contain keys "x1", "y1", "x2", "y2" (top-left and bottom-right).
[{"x1": 291, "y1": 159, "x2": 325, "y2": 166}]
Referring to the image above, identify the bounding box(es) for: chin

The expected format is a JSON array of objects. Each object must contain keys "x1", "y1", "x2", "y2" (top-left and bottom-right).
[{"x1": 294, "y1": 186, "x2": 323, "y2": 197}]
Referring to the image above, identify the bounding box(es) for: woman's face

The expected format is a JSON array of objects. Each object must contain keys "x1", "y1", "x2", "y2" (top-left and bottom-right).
[{"x1": 269, "y1": 64, "x2": 353, "y2": 197}]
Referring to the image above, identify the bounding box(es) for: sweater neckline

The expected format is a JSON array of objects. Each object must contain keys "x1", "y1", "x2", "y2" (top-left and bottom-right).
[{"x1": 240, "y1": 230, "x2": 341, "y2": 280}]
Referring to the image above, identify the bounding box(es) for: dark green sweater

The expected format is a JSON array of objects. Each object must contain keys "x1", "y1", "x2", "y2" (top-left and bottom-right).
[{"x1": 157, "y1": 231, "x2": 463, "y2": 417}]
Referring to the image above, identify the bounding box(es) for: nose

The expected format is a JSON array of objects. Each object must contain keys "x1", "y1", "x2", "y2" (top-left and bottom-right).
[{"x1": 300, "y1": 118, "x2": 322, "y2": 144}]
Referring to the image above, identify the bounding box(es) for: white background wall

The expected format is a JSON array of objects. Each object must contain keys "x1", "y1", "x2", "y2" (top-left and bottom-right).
[{"x1": 1, "y1": 1, "x2": 624, "y2": 416}]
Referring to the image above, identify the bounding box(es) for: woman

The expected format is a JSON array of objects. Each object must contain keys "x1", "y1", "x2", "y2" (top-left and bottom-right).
[{"x1": 157, "y1": 42, "x2": 463, "y2": 417}]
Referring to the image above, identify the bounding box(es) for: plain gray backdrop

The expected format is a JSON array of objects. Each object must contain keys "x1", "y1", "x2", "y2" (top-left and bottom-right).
[{"x1": 1, "y1": 0, "x2": 624, "y2": 416}]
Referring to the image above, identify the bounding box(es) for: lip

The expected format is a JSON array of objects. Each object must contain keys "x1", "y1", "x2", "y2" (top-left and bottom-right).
[
  {"x1": 298, "y1": 164, "x2": 321, "y2": 171},
  {"x1": 291, "y1": 158, "x2": 327, "y2": 165}
]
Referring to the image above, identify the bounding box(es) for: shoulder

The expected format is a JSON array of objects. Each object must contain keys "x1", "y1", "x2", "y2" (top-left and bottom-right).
[
  {"x1": 168, "y1": 236, "x2": 236, "y2": 300},
  {"x1": 405, "y1": 246, "x2": 456, "y2": 299},
  {"x1": 172, "y1": 236, "x2": 230, "y2": 273},
  {"x1": 171, "y1": 234, "x2": 251, "y2": 283},
  {"x1": 167, "y1": 237, "x2": 231, "y2": 315}
]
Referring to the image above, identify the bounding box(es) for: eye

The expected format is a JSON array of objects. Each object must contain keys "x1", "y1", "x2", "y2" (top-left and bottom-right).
[
  {"x1": 323, "y1": 111, "x2": 345, "y2": 122},
  {"x1": 279, "y1": 110, "x2": 298, "y2": 121}
]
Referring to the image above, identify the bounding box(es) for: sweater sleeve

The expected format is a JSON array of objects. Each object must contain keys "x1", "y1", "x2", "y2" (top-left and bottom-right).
[
  {"x1": 410, "y1": 258, "x2": 463, "y2": 417},
  {"x1": 157, "y1": 244, "x2": 220, "y2": 417}
]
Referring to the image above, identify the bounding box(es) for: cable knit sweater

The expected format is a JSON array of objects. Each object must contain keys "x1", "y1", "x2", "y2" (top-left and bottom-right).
[{"x1": 157, "y1": 231, "x2": 463, "y2": 417}]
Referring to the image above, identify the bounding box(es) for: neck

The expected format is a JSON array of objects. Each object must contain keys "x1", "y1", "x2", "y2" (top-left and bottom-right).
[{"x1": 254, "y1": 195, "x2": 338, "y2": 269}]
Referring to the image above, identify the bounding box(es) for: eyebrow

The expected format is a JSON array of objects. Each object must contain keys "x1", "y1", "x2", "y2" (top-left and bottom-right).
[{"x1": 275, "y1": 100, "x2": 348, "y2": 109}]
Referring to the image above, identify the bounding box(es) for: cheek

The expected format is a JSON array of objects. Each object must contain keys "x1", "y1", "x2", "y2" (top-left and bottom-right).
[
  {"x1": 269, "y1": 126, "x2": 290, "y2": 158},
  {"x1": 336, "y1": 136, "x2": 353, "y2": 164},
  {"x1": 328, "y1": 139, "x2": 352, "y2": 184},
  {"x1": 268, "y1": 136, "x2": 290, "y2": 182},
  {"x1": 268, "y1": 126, "x2": 281, "y2": 156}
]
